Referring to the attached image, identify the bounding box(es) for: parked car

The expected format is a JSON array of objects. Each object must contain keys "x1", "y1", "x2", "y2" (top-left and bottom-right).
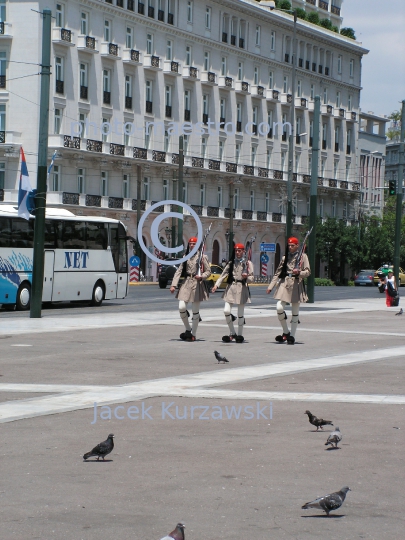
[
  {"x1": 373, "y1": 266, "x2": 405, "y2": 287},
  {"x1": 158, "y1": 259, "x2": 179, "y2": 289},
  {"x1": 205, "y1": 263, "x2": 228, "y2": 291},
  {"x1": 354, "y1": 270, "x2": 375, "y2": 286}
]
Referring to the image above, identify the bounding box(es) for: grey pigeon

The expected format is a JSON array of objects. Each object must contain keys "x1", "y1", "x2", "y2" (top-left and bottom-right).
[
  {"x1": 302, "y1": 486, "x2": 351, "y2": 516},
  {"x1": 160, "y1": 523, "x2": 185, "y2": 540},
  {"x1": 83, "y1": 433, "x2": 114, "y2": 461},
  {"x1": 325, "y1": 427, "x2": 342, "y2": 449},
  {"x1": 214, "y1": 350, "x2": 229, "y2": 363},
  {"x1": 395, "y1": 308, "x2": 403, "y2": 315},
  {"x1": 305, "y1": 410, "x2": 333, "y2": 431}
]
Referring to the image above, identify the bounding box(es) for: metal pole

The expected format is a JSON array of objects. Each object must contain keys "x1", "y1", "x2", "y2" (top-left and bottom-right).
[
  {"x1": 307, "y1": 95, "x2": 320, "y2": 303},
  {"x1": 177, "y1": 136, "x2": 184, "y2": 254},
  {"x1": 286, "y1": 10, "x2": 297, "y2": 240},
  {"x1": 30, "y1": 9, "x2": 52, "y2": 318},
  {"x1": 171, "y1": 170, "x2": 177, "y2": 252},
  {"x1": 394, "y1": 99, "x2": 405, "y2": 284},
  {"x1": 228, "y1": 182, "x2": 234, "y2": 260},
  {"x1": 136, "y1": 165, "x2": 141, "y2": 258}
]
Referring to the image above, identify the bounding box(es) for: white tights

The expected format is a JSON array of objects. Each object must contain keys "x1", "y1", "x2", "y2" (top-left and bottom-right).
[
  {"x1": 276, "y1": 300, "x2": 300, "y2": 337},
  {"x1": 179, "y1": 300, "x2": 201, "y2": 336},
  {"x1": 224, "y1": 302, "x2": 245, "y2": 336}
]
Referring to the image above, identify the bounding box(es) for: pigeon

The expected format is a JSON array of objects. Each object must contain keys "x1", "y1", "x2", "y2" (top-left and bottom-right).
[
  {"x1": 325, "y1": 427, "x2": 342, "y2": 448},
  {"x1": 83, "y1": 433, "x2": 114, "y2": 461},
  {"x1": 214, "y1": 350, "x2": 229, "y2": 363},
  {"x1": 395, "y1": 308, "x2": 403, "y2": 315},
  {"x1": 305, "y1": 410, "x2": 333, "y2": 431},
  {"x1": 302, "y1": 486, "x2": 351, "y2": 516},
  {"x1": 160, "y1": 523, "x2": 185, "y2": 540}
]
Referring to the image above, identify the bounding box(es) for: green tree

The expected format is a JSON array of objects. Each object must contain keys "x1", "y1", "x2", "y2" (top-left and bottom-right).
[
  {"x1": 340, "y1": 27, "x2": 356, "y2": 39},
  {"x1": 279, "y1": 0, "x2": 291, "y2": 9},
  {"x1": 387, "y1": 110, "x2": 401, "y2": 141},
  {"x1": 296, "y1": 8, "x2": 307, "y2": 20},
  {"x1": 320, "y1": 18, "x2": 333, "y2": 30},
  {"x1": 307, "y1": 12, "x2": 320, "y2": 25}
]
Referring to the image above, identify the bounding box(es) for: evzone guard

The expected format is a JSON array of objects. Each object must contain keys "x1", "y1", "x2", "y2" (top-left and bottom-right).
[
  {"x1": 266, "y1": 233, "x2": 311, "y2": 345},
  {"x1": 212, "y1": 242, "x2": 254, "y2": 343},
  {"x1": 170, "y1": 235, "x2": 211, "y2": 342}
]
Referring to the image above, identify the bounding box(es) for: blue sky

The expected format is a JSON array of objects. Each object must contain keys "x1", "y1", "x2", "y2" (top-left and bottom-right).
[{"x1": 343, "y1": 0, "x2": 405, "y2": 118}]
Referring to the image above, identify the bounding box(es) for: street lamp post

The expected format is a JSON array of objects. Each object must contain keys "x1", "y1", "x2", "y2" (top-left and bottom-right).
[{"x1": 394, "y1": 100, "x2": 405, "y2": 285}]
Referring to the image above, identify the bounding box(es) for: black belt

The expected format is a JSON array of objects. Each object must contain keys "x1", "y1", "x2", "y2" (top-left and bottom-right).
[
  {"x1": 233, "y1": 279, "x2": 246, "y2": 284},
  {"x1": 186, "y1": 273, "x2": 196, "y2": 277}
]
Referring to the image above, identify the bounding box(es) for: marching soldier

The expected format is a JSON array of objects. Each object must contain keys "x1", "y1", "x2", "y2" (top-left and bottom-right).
[
  {"x1": 170, "y1": 237, "x2": 211, "y2": 342},
  {"x1": 266, "y1": 236, "x2": 311, "y2": 345},
  {"x1": 212, "y1": 243, "x2": 254, "y2": 343}
]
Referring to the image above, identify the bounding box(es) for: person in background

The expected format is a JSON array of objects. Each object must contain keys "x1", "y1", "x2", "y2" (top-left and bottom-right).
[{"x1": 385, "y1": 269, "x2": 397, "y2": 307}]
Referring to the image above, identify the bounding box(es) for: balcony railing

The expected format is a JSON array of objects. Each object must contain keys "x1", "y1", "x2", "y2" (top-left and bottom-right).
[
  {"x1": 168, "y1": 12, "x2": 174, "y2": 25},
  {"x1": 0, "y1": 188, "x2": 3, "y2": 201},
  {"x1": 125, "y1": 96, "x2": 132, "y2": 109},
  {"x1": 225, "y1": 76, "x2": 233, "y2": 87},
  {"x1": 352, "y1": 182, "x2": 360, "y2": 191},
  {"x1": 202, "y1": 113, "x2": 209, "y2": 125},
  {"x1": 331, "y1": 4, "x2": 341, "y2": 15},
  {"x1": 340, "y1": 181, "x2": 348, "y2": 189},
  {"x1": 207, "y1": 72, "x2": 216, "y2": 83},
  {"x1": 133, "y1": 147, "x2": 148, "y2": 159},
  {"x1": 244, "y1": 165, "x2": 254, "y2": 175},
  {"x1": 231, "y1": 35, "x2": 236, "y2": 45},
  {"x1": 272, "y1": 212, "x2": 282, "y2": 222},
  {"x1": 80, "y1": 85, "x2": 88, "y2": 99},
  {"x1": 61, "y1": 28, "x2": 72, "y2": 42},
  {"x1": 86, "y1": 194, "x2": 102, "y2": 207},
  {"x1": 148, "y1": 5, "x2": 154, "y2": 17},
  {"x1": 242, "y1": 210, "x2": 253, "y2": 220},
  {"x1": 152, "y1": 150, "x2": 166, "y2": 162},
  {"x1": 0, "y1": 22, "x2": 4, "y2": 35},
  {"x1": 138, "y1": 2, "x2": 145, "y2": 15},
  {"x1": 191, "y1": 205, "x2": 203, "y2": 216},
  {"x1": 128, "y1": 0, "x2": 135, "y2": 10},
  {"x1": 132, "y1": 199, "x2": 146, "y2": 211},
  {"x1": 103, "y1": 91, "x2": 111, "y2": 105},
  {"x1": 110, "y1": 143, "x2": 125, "y2": 156},
  {"x1": 207, "y1": 206, "x2": 219, "y2": 217},
  {"x1": 325, "y1": 67, "x2": 330, "y2": 76},
  {"x1": 165, "y1": 105, "x2": 172, "y2": 118},
  {"x1": 303, "y1": 175, "x2": 311, "y2": 184},
  {"x1": 319, "y1": 0, "x2": 329, "y2": 10},
  {"x1": 274, "y1": 170, "x2": 283, "y2": 180},
  {"x1": 108, "y1": 43, "x2": 118, "y2": 56},
  {"x1": 108, "y1": 197, "x2": 124, "y2": 209},
  {"x1": 146, "y1": 100, "x2": 153, "y2": 113},
  {"x1": 192, "y1": 157, "x2": 204, "y2": 168},
  {"x1": 130, "y1": 49, "x2": 140, "y2": 62},
  {"x1": 222, "y1": 32, "x2": 227, "y2": 43},
  {"x1": 85, "y1": 36, "x2": 96, "y2": 49},
  {"x1": 209, "y1": 159, "x2": 220, "y2": 170},
  {"x1": 226, "y1": 162, "x2": 237, "y2": 173},
  {"x1": 257, "y1": 211, "x2": 267, "y2": 221},
  {"x1": 225, "y1": 208, "x2": 235, "y2": 218},
  {"x1": 329, "y1": 179, "x2": 337, "y2": 188},
  {"x1": 307, "y1": 0, "x2": 316, "y2": 4},
  {"x1": 55, "y1": 80, "x2": 64, "y2": 94},
  {"x1": 172, "y1": 153, "x2": 179, "y2": 164},
  {"x1": 170, "y1": 61, "x2": 179, "y2": 73},
  {"x1": 62, "y1": 192, "x2": 80, "y2": 205},
  {"x1": 239, "y1": 38, "x2": 244, "y2": 48},
  {"x1": 258, "y1": 168, "x2": 269, "y2": 178},
  {"x1": 86, "y1": 139, "x2": 102, "y2": 152},
  {"x1": 158, "y1": 9, "x2": 164, "y2": 21},
  {"x1": 64, "y1": 135, "x2": 81, "y2": 149}
]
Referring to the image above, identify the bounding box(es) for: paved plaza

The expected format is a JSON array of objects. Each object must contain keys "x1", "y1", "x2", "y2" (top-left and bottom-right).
[{"x1": 0, "y1": 294, "x2": 404, "y2": 539}]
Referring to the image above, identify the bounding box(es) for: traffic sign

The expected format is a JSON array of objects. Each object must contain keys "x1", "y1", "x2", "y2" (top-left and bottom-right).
[
  {"x1": 260, "y1": 243, "x2": 276, "y2": 252},
  {"x1": 129, "y1": 255, "x2": 140, "y2": 267},
  {"x1": 261, "y1": 254, "x2": 269, "y2": 263}
]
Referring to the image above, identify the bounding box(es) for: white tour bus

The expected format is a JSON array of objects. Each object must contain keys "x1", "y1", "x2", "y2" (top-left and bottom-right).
[{"x1": 0, "y1": 205, "x2": 129, "y2": 310}]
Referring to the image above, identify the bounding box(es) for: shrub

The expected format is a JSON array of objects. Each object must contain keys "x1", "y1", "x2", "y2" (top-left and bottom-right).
[
  {"x1": 307, "y1": 12, "x2": 320, "y2": 25},
  {"x1": 348, "y1": 280, "x2": 355, "y2": 287},
  {"x1": 279, "y1": 0, "x2": 292, "y2": 9},
  {"x1": 314, "y1": 278, "x2": 335, "y2": 286},
  {"x1": 340, "y1": 27, "x2": 356, "y2": 40},
  {"x1": 331, "y1": 25, "x2": 339, "y2": 33},
  {"x1": 296, "y1": 8, "x2": 307, "y2": 20},
  {"x1": 320, "y1": 18, "x2": 333, "y2": 30}
]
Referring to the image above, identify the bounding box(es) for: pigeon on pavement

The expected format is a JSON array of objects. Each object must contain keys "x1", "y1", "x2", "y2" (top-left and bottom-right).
[
  {"x1": 325, "y1": 427, "x2": 342, "y2": 449},
  {"x1": 83, "y1": 433, "x2": 114, "y2": 461},
  {"x1": 160, "y1": 523, "x2": 185, "y2": 540},
  {"x1": 302, "y1": 486, "x2": 351, "y2": 516},
  {"x1": 395, "y1": 308, "x2": 403, "y2": 316},
  {"x1": 305, "y1": 410, "x2": 333, "y2": 431},
  {"x1": 214, "y1": 350, "x2": 229, "y2": 363}
]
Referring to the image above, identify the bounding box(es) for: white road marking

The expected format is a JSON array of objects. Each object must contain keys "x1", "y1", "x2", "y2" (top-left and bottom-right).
[{"x1": 1, "y1": 345, "x2": 404, "y2": 423}]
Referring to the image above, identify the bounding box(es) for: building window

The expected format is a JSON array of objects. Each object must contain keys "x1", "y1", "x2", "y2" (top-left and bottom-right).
[
  {"x1": 336, "y1": 91, "x2": 341, "y2": 108},
  {"x1": 237, "y1": 62, "x2": 243, "y2": 81},
  {"x1": 77, "y1": 168, "x2": 85, "y2": 194},
  {"x1": 79, "y1": 63, "x2": 88, "y2": 99},
  {"x1": 265, "y1": 192, "x2": 270, "y2": 213},
  {"x1": 334, "y1": 160, "x2": 339, "y2": 179},
  {"x1": 345, "y1": 161, "x2": 351, "y2": 181},
  {"x1": 205, "y1": 6, "x2": 211, "y2": 29},
  {"x1": 164, "y1": 130, "x2": 170, "y2": 152},
  {"x1": 335, "y1": 125, "x2": 340, "y2": 151},
  {"x1": 166, "y1": 39, "x2": 173, "y2": 60},
  {"x1": 79, "y1": 112, "x2": 87, "y2": 137},
  {"x1": 0, "y1": 0, "x2": 6, "y2": 22},
  {"x1": 319, "y1": 198, "x2": 324, "y2": 217},
  {"x1": 266, "y1": 148, "x2": 272, "y2": 169},
  {"x1": 310, "y1": 83, "x2": 315, "y2": 100},
  {"x1": 55, "y1": 56, "x2": 64, "y2": 93},
  {"x1": 281, "y1": 151, "x2": 287, "y2": 171},
  {"x1": 255, "y1": 25, "x2": 261, "y2": 47},
  {"x1": 101, "y1": 117, "x2": 110, "y2": 143},
  {"x1": 252, "y1": 106, "x2": 258, "y2": 129},
  {"x1": 250, "y1": 190, "x2": 255, "y2": 211},
  {"x1": 343, "y1": 201, "x2": 348, "y2": 218},
  {"x1": 184, "y1": 89, "x2": 191, "y2": 112},
  {"x1": 187, "y1": 0, "x2": 193, "y2": 23},
  {"x1": 269, "y1": 70, "x2": 273, "y2": 89},
  {"x1": 201, "y1": 137, "x2": 207, "y2": 158},
  {"x1": 103, "y1": 69, "x2": 111, "y2": 104},
  {"x1": 235, "y1": 143, "x2": 241, "y2": 163},
  {"x1": 332, "y1": 199, "x2": 336, "y2": 217},
  {"x1": 143, "y1": 177, "x2": 150, "y2": 200},
  {"x1": 126, "y1": 27, "x2": 133, "y2": 49},
  {"x1": 104, "y1": 20, "x2": 111, "y2": 42},
  {"x1": 162, "y1": 178, "x2": 169, "y2": 200},
  {"x1": 183, "y1": 135, "x2": 189, "y2": 155},
  {"x1": 297, "y1": 79, "x2": 302, "y2": 97},
  {"x1": 283, "y1": 76, "x2": 288, "y2": 93},
  {"x1": 0, "y1": 162, "x2": 4, "y2": 189},
  {"x1": 123, "y1": 174, "x2": 129, "y2": 198},
  {"x1": 202, "y1": 94, "x2": 209, "y2": 118},
  {"x1": 270, "y1": 30, "x2": 275, "y2": 50},
  {"x1": 145, "y1": 122, "x2": 152, "y2": 149},
  {"x1": 322, "y1": 123, "x2": 327, "y2": 148},
  {"x1": 182, "y1": 181, "x2": 188, "y2": 203},
  {"x1": 185, "y1": 45, "x2": 192, "y2": 66},
  {"x1": 80, "y1": 12, "x2": 89, "y2": 35},
  {"x1": 146, "y1": 33, "x2": 153, "y2": 54},
  {"x1": 348, "y1": 94, "x2": 352, "y2": 111},
  {"x1": 295, "y1": 152, "x2": 300, "y2": 172},
  {"x1": 204, "y1": 51, "x2": 210, "y2": 72},
  {"x1": 221, "y1": 56, "x2": 227, "y2": 76},
  {"x1": 337, "y1": 55, "x2": 342, "y2": 74},
  {"x1": 52, "y1": 165, "x2": 60, "y2": 191},
  {"x1": 217, "y1": 185, "x2": 223, "y2": 207},
  {"x1": 146, "y1": 80, "x2": 153, "y2": 108},
  {"x1": 321, "y1": 158, "x2": 326, "y2": 177},
  {"x1": 56, "y1": 3, "x2": 64, "y2": 28},
  {"x1": 220, "y1": 98, "x2": 226, "y2": 122},
  {"x1": 200, "y1": 183, "x2": 206, "y2": 206},
  {"x1": 323, "y1": 87, "x2": 328, "y2": 104},
  {"x1": 349, "y1": 59, "x2": 354, "y2": 78},
  {"x1": 54, "y1": 108, "x2": 62, "y2": 134},
  {"x1": 254, "y1": 67, "x2": 259, "y2": 85},
  {"x1": 234, "y1": 187, "x2": 239, "y2": 209},
  {"x1": 219, "y1": 140, "x2": 224, "y2": 161}
]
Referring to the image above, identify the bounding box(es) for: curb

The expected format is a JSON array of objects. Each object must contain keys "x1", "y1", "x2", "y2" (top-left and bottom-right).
[{"x1": 129, "y1": 281, "x2": 158, "y2": 286}]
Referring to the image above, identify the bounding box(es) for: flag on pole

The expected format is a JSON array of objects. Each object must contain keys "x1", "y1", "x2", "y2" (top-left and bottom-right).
[
  {"x1": 18, "y1": 147, "x2": 34, "y2": 220},
  {"x1": 47, "y1": 150, "x2": 57, "y2": 189}
]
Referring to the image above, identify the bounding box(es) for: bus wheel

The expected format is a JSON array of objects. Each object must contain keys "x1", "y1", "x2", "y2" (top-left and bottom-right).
[
  {"x1": 16, "y1": 283, "x2": 31, "y2": 311},
  {"x1": 90, "y1": 281, "x2": 104, "y2": 307}
]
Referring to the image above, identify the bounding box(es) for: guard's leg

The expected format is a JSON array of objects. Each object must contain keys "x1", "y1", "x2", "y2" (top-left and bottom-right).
[
  {"x1": 287, "y1": 303, "x2": 300, "y2": 345},
  {"x1": 222, "y1": 302, "x2": 237, "y2": 342},
  {"x1": 179, "y1": 300, "x2": 192, "y2": 340},
  {"x1": 275, "y1": 300, "x2": 290, "y2": 342},
  {"x1": 190, "y1": 301, "x2": 201, "y2": 339},
  {"x1": 235, "y1": 304, "x2": 245, "y2": 343}
]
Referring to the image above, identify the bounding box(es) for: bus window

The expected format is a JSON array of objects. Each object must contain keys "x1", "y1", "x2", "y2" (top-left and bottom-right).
[
  {"x1": 12, "y1": 218, "x2": 34, "y2": 248},
  {"x1": 87, "y1": 222, "x2": 107, "y2": 250},
  {"x1": 57, "y1": 220, "x2": 86, "y2": 249},
  {"x1": 44, "y1": 219, "x2": 56, "y2": 248},
  {"x1": 0, "y1": 217, "x2": 12, "y2": 247},
  {"x1": 109, "y1": 223, "x2": 127, "y2": 273}
]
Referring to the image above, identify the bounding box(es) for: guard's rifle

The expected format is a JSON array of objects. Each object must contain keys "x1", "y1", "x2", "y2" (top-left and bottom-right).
[
  {"x1": 241, "y1": 233, "x2": 257, "y2": 276},
  {"x1": 294, "y1": 227, "x2": 313, "y2": 273},
  {"x1": 196, "y1": 222, "x2": 212, "y2": 277}
]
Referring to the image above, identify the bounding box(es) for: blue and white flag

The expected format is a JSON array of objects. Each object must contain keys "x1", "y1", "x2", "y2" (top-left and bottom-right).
[
  {"x1": 47, "y1": 150, "x2": 57, "y2": 188},
  {"x1": 18, "y1": 147, "x2": 34, "y2": 220}
]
